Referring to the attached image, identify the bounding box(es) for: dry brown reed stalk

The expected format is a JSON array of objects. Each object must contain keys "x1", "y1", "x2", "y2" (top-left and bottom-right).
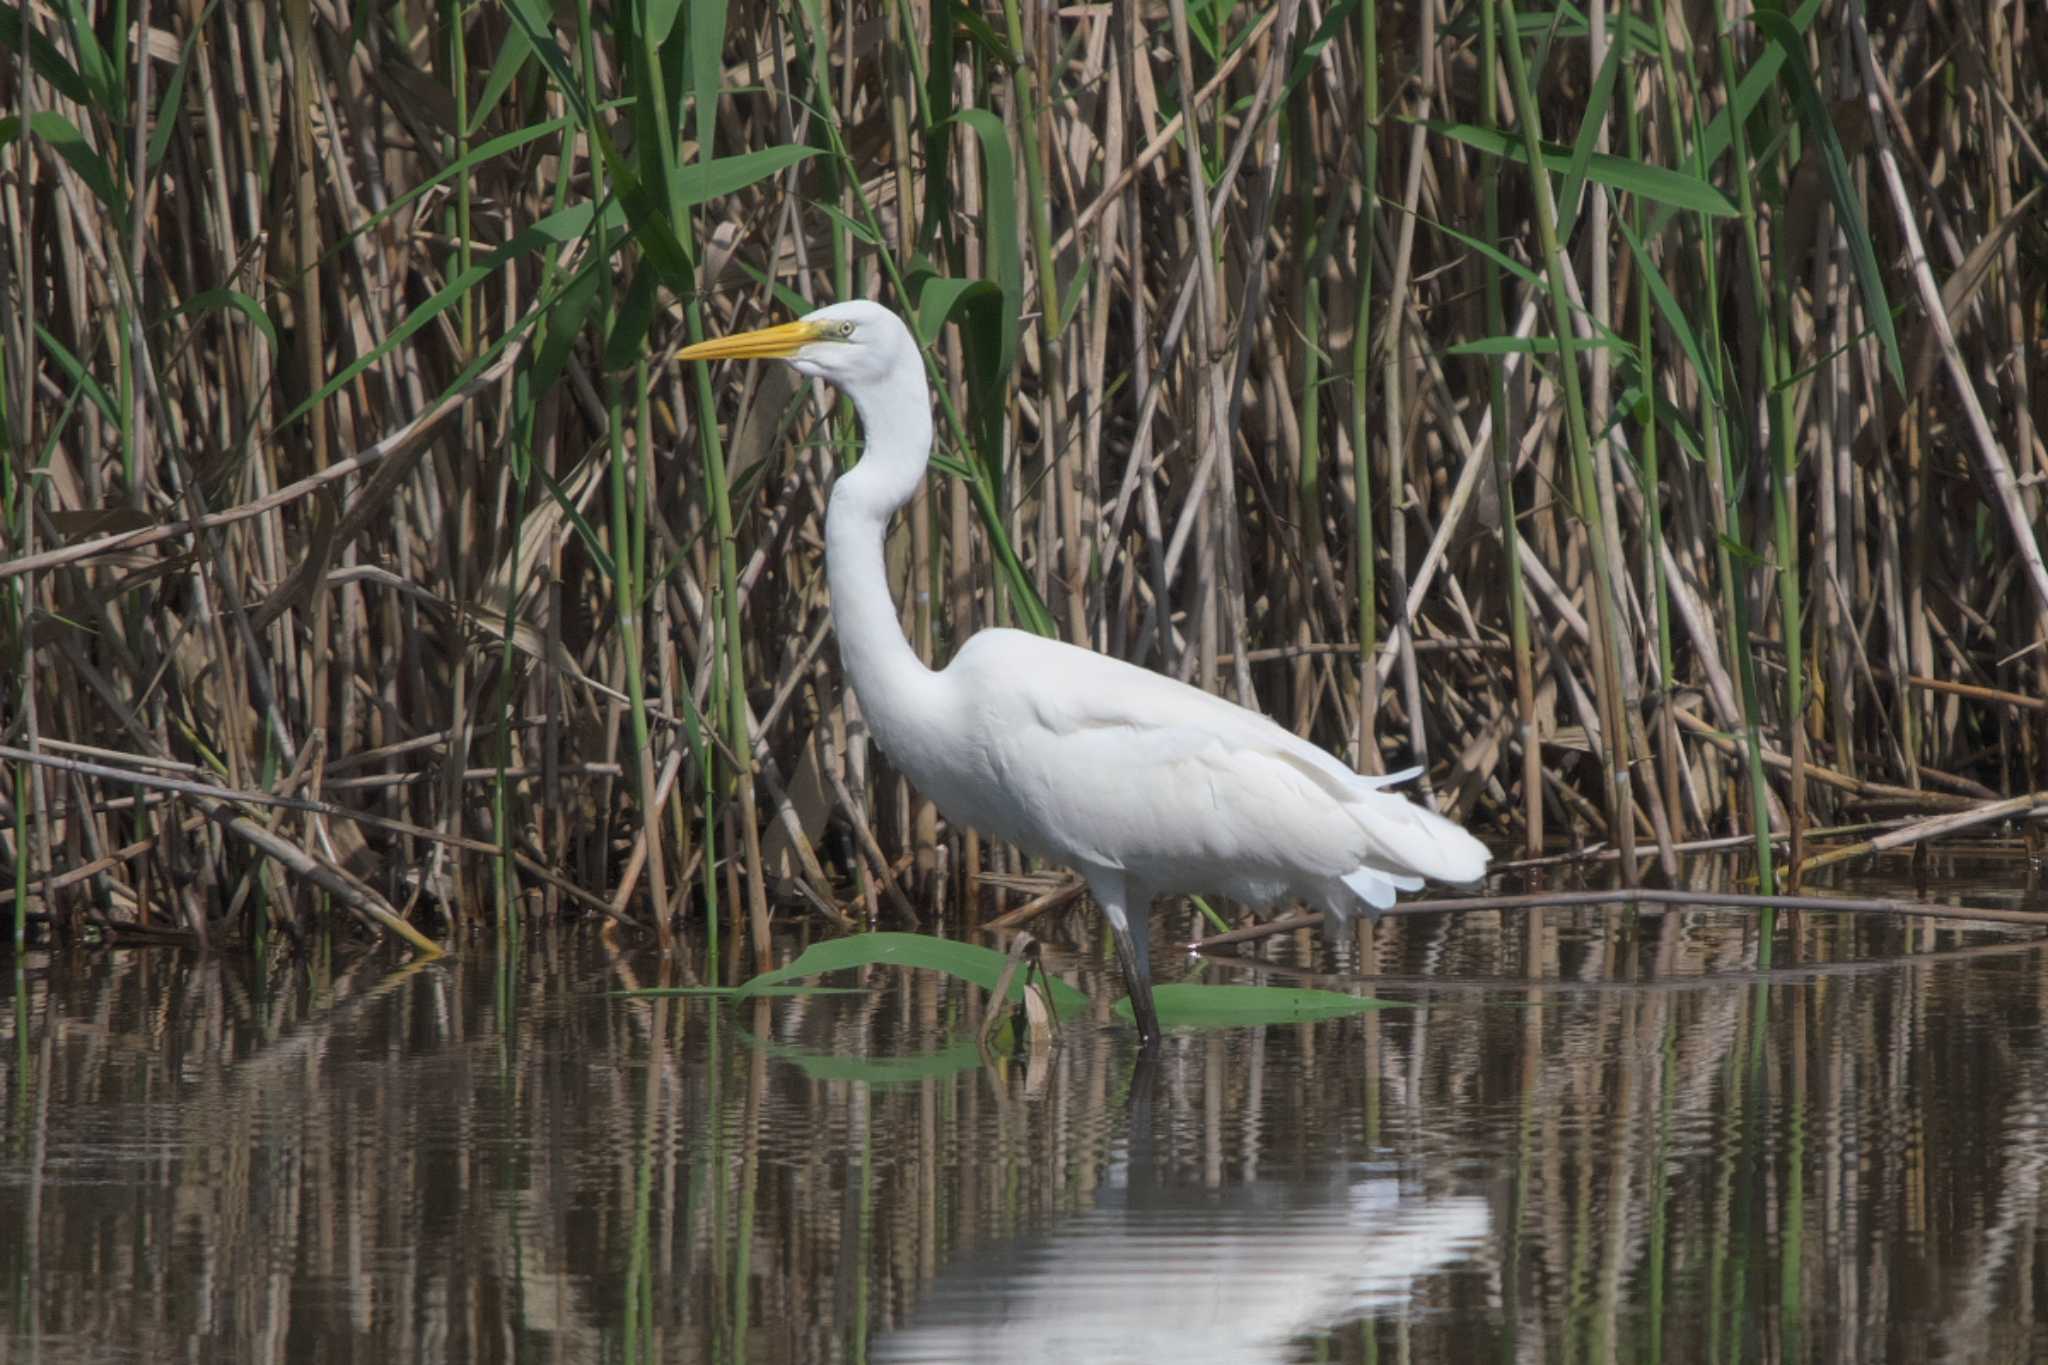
[{"x1": 0, "y1": 1, "x2": 2041, "y2": 956}]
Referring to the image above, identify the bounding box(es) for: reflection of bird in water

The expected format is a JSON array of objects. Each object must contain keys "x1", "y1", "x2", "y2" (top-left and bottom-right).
[
  {"x1": 873, "y1": 1053, "x2": 1489, "y2": 1362},
  {"x1": 678, "y1": 302, "x2": 1490, "y2": 1045},
  {"x1": 870, "y1": 1172, "x2": 1490, "y2": 1363}
]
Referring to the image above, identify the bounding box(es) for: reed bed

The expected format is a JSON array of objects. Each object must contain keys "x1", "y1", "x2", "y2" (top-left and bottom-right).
[{"x1": 1, "y1": 0, "x2": 2043, "y2": 958}]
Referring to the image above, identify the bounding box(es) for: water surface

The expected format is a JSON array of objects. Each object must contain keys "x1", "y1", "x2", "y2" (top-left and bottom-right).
[{"x1": 4, "y1": 860, "x2": 2046, "y2": 1362}]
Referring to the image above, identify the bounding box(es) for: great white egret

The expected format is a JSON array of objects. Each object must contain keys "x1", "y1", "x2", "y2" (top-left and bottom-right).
[{"x1": 677, "y1": 300, "x2": 1489, "y2": 1046}]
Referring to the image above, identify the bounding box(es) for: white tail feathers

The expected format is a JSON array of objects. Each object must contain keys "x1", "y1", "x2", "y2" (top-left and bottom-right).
[
  {"x1": 1340, "y1": 866, "x2": 1425, "y2": 911},
  {"x1": 1344, "y1": 794, "x2": 1489, "y2": 881},
  {"x1": 1386, "y1": 799, "x2": 1490, "y2": 884},
  {"x1": 1331, "y1": 770, "x2": 1491, "y2": 921}
]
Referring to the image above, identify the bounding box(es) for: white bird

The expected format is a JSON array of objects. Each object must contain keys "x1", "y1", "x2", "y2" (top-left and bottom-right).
[{"x1": 677, "y1": 300, "x2": 1489, "y2": 1046}]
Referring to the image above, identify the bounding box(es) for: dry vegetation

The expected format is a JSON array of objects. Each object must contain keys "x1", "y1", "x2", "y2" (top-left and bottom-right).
[{"x1": 1, "y1": 0, "x2": 2043, "y2": 960}]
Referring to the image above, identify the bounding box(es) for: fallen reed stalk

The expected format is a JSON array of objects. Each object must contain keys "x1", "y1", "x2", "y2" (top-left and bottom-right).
[{"x1": 1190, "y1": 887, "x2": 2048, "y2": 949}]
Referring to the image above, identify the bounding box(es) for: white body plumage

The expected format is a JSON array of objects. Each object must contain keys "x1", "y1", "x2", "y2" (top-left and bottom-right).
[{"x1": 880, "y1": 626, "x2": 1486, "y2": 916}]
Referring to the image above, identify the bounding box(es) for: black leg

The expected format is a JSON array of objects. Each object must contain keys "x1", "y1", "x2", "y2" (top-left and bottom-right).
[
  {"x1": 1093, "y1": 873, "x2": 1161, "y2": 1047},
  {"x1": 1112, "y1": 916, "x2": 1161, "y2": 1048}
]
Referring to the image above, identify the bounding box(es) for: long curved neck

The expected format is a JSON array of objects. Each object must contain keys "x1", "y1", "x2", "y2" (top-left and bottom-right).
[{"x1": 825, "y1": 368, "x2": 941, "y2": 758}]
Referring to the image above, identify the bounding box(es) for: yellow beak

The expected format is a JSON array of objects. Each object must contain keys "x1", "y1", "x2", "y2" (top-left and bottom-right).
[{"x1": 674, "y1": 319, "x2": 827, "y2": 363}]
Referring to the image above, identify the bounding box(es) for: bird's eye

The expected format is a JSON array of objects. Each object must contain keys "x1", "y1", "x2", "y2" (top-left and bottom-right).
[{"x1": 835, "y1": 320, "x2": 856, "y2": 339}]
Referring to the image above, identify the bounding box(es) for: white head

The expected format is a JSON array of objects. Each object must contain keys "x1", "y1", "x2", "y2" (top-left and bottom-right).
[
  {"x1": 675, "y1": 298, "x2": 919, "y2": 400},
  {"x1": 678, "y1": 296, "x2": 936, "y2": 514}
]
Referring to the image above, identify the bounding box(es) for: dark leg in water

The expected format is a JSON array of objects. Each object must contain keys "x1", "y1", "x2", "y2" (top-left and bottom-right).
[{"x1": 1091, "y1": 871, "x2": 1160, "y2": 1048}]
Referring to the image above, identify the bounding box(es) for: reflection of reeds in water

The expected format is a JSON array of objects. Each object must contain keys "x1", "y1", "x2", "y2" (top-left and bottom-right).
[
  {"x1": 1, "y1": 4, "x2": 2043, "y2": 958},
  {"x1": 5, "y1": 891, "x2": 2048, "y2": 1360}
]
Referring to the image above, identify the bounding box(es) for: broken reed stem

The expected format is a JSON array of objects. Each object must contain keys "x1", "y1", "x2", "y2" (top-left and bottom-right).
[{"x1": 1793, "y1": 792, "x2": 2048, "y2": 875}]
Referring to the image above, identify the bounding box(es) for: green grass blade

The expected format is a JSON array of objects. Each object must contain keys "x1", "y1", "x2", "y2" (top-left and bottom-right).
[
  {"x1": 602, "y1": 268, "x2": 665, "y2": 371},
  {"x1": 1618, "y1": 214, "x2": 1720, "y2": 404},
  {"x1": 2, "y1": 113, "x2": 123, "y2": 233},
  {"x1": 1645, "y1": 0, "x2": 1824, "y2": 236},
  {"x1": 910, "y1": 274, "x2": 1000, "y2": 348},
  {"x1": 499, "y1": 0, "x2": 591, "y2": 122},
  {"x1": 533, "y1": 459, "x2": 613, "y2": 580},
  {"x1": 1752, "y1": 10, "x2": 1904, "y2": 392},
  {"x1": 735, "y1": 931, "x2": 1092, "y2": 1015},
  {"x1": 470, "y1": 18, "x2": 536, "y2": 134},
  {"x1": 162, "y1": 289, "x2": 278, "y2": 352},
  {"x1": 1407, "y1": 205, "x2": 1548, "y2": 290},
  {"x1": 684, "y1": 0, "x2": 729, "y2": 195},
  {"x1": 54, "y1": 0, "x2": 116, "y2": 112},
  {"x1": 1281, "y1": 0, "x2": 1362, "y2": 103},
  {"x1": 1421, "y1": 117, "x2": 1738, "y2": 217},
  {"x1": 34, "y1": 324, "x2": 119, "y2": 426},
  {"x1": 677, "y1": 145, "x2": 819, "y2": 208},
  {"x1": 276, "y1": 222, "x2": 558, "y2": 432},
  {"x1": 531, "y1": 257, "x2": 603, "y2": 393},
  {"x1": 1555, "y1": 34, "x2": 1623, "y2": 242},
  {"x1": 1443, "y1": 333, "x2": 1628, "y2": 357},
  {"x1": 324, "y1": 116, "x2": 579, "y2": 263},
  {"x1": 0, "y1": 7, "x2": 92, "y2": 103},
  {"x1": 646, "y1": 0, "x2": 685, "y2": 44},
  {"x1": 146, "y1": 1, "x2": 214, "y2": 171},
  {"x1": 945, "y1": 109, "x2": 1022, "y2": 389}
]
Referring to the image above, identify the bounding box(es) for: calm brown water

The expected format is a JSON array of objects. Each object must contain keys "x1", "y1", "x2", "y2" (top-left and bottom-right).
[{"x1": 4, "y1": 861, "x2": 2046, "y2": 1363}]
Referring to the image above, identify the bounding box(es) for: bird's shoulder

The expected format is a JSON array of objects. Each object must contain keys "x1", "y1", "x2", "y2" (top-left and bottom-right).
[{"x1": 944, "y1": 629, "x2": 1301, "y2": 747}]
